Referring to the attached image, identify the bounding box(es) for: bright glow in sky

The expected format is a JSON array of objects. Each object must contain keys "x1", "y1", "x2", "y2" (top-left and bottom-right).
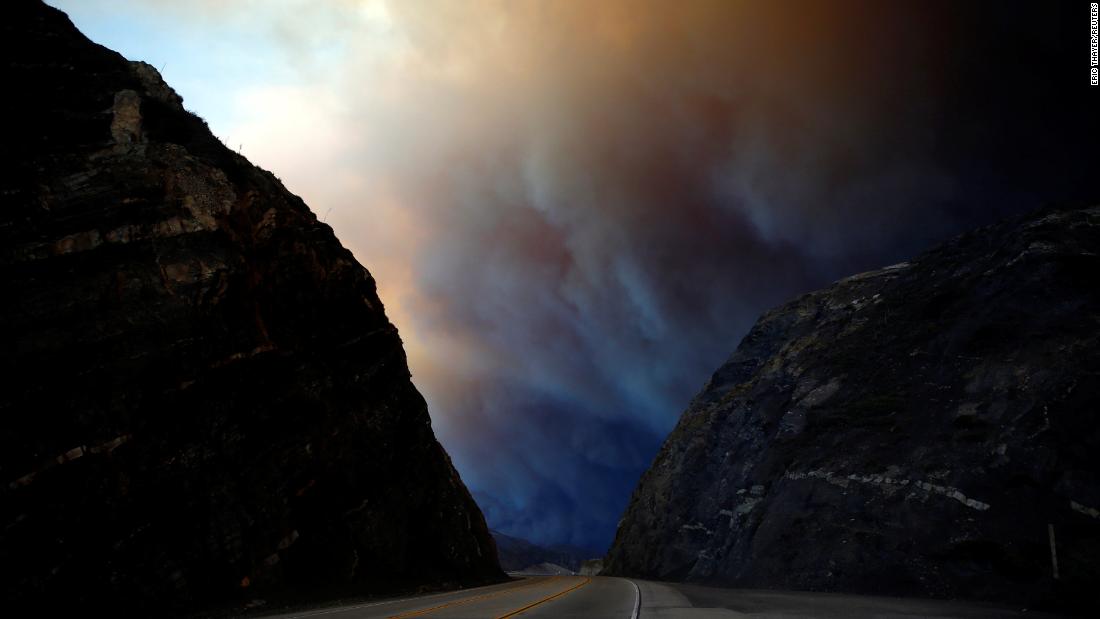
[{"x1": 50, "y1": 0, "x2": 429, "y2": 419}]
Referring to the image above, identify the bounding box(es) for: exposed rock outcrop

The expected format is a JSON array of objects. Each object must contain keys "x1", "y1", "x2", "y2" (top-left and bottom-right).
[
  {"x1": 0, "y1": 1, "x2": 501, "y2": 614},
  {"x1": 605, "y1": 204, "x2": 1100, "y2": 609},
  {"x1": 578, "y1": 559, "x2": 604, "y2": 576}
]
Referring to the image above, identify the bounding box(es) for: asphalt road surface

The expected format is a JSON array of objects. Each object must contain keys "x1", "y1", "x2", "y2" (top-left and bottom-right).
[{"x1": 259, "y1": 576, "x2": 1067, "y2": 618}]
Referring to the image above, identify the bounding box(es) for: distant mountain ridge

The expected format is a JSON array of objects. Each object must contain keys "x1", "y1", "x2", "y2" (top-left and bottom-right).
[
  {"x1": 605, "y1": 204, "x2": 1100, "y2": 611},
  {"x1": 490, "y1": 530, "x2": 594, "y2": 573}
]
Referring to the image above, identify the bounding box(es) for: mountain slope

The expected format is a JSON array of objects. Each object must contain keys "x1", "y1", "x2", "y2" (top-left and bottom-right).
[
  {"x1": 605, "y1": 204, "x2": 1100, "y2": 609},
  {"x1": 0, "y1": 1, "x2": 500, "y2": 613},
  {"x1": 490, "y1": 530, "x2": 592, "y2": 573}
]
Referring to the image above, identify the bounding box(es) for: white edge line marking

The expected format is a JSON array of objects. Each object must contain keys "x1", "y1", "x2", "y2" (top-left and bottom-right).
[
  {"x1": 273, "y1": 578, "x2": 533, "y2": 618},
  {"x1": 279, "y1": 593, "x2": 436, "y2": 618},
  {"x1": 629, "y1": 579, "x2": 641, "y2": 619}
]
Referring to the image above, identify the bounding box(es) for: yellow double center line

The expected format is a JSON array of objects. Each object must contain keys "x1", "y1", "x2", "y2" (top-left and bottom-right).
[
  {"x1": 495, "y1": 576, "x2": 591, "y2": 618},
  {"x1": 387, "y1": 577, "x2": 547, "y2": 619},
  {"x1": 387, "y1": 576, "x2": 592, "y2": 619}
]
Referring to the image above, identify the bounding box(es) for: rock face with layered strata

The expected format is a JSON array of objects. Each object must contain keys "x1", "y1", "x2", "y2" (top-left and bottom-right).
[
  {"x1": 0, "y1": 1, "x2": 500, "y2": 613},
  {"x1": 605, "y1": 204, "x2": 1100, "y2": 607}
]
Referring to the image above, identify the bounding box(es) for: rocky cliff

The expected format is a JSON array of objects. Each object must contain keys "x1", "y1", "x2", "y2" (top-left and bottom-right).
[
  {"x1": 605, "y1": 204, "x2": 1100, "y2": 609},
  {"x1": 0, "y1": 1, "x2": 501, "y2": 614}
]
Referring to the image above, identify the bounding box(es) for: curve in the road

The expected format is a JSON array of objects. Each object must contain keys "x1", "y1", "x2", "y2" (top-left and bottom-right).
[{"x1": 628, "y1": 579, "x2": 640, "y2": 619}]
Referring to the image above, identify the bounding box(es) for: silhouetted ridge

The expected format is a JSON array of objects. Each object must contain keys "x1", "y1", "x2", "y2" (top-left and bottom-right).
[{"x1": 0, "y1": 1, "x2": 502, "y2": 614}]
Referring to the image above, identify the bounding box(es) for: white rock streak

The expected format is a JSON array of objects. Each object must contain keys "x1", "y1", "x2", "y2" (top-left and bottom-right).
[
  {"x1": 784, "y1": 468, "x2": 991, "y2": 511},
  {"x1": 1071, "y1": 500, "x2": 1100, "y2": 520}
]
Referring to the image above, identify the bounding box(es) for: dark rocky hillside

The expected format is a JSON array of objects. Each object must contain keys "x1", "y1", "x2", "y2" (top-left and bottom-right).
[
  {"x1": 0, "y1": 1, "x2": 501, "y2": 614},
  {"x1": 605, "y1": 204, "x2": 1100, "y2": 610}
]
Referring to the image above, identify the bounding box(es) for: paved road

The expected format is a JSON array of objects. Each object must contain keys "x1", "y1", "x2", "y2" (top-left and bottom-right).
[
  {"x1": 259, "y1": 576, "x2": 1066, "y2": 618},
  {"x1": 260, "y1": 576, "x2": 633, "y2": 619}
]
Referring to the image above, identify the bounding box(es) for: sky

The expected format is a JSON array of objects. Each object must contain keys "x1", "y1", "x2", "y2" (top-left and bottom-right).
[{"x1": 49, "y1": 0, "x2": 1099, "y2": 551}]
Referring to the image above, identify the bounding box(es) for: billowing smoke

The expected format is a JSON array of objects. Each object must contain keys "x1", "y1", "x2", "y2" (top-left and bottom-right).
[{"x1": 60, "y1": 0, "x2": 1099, "y2": 549}]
